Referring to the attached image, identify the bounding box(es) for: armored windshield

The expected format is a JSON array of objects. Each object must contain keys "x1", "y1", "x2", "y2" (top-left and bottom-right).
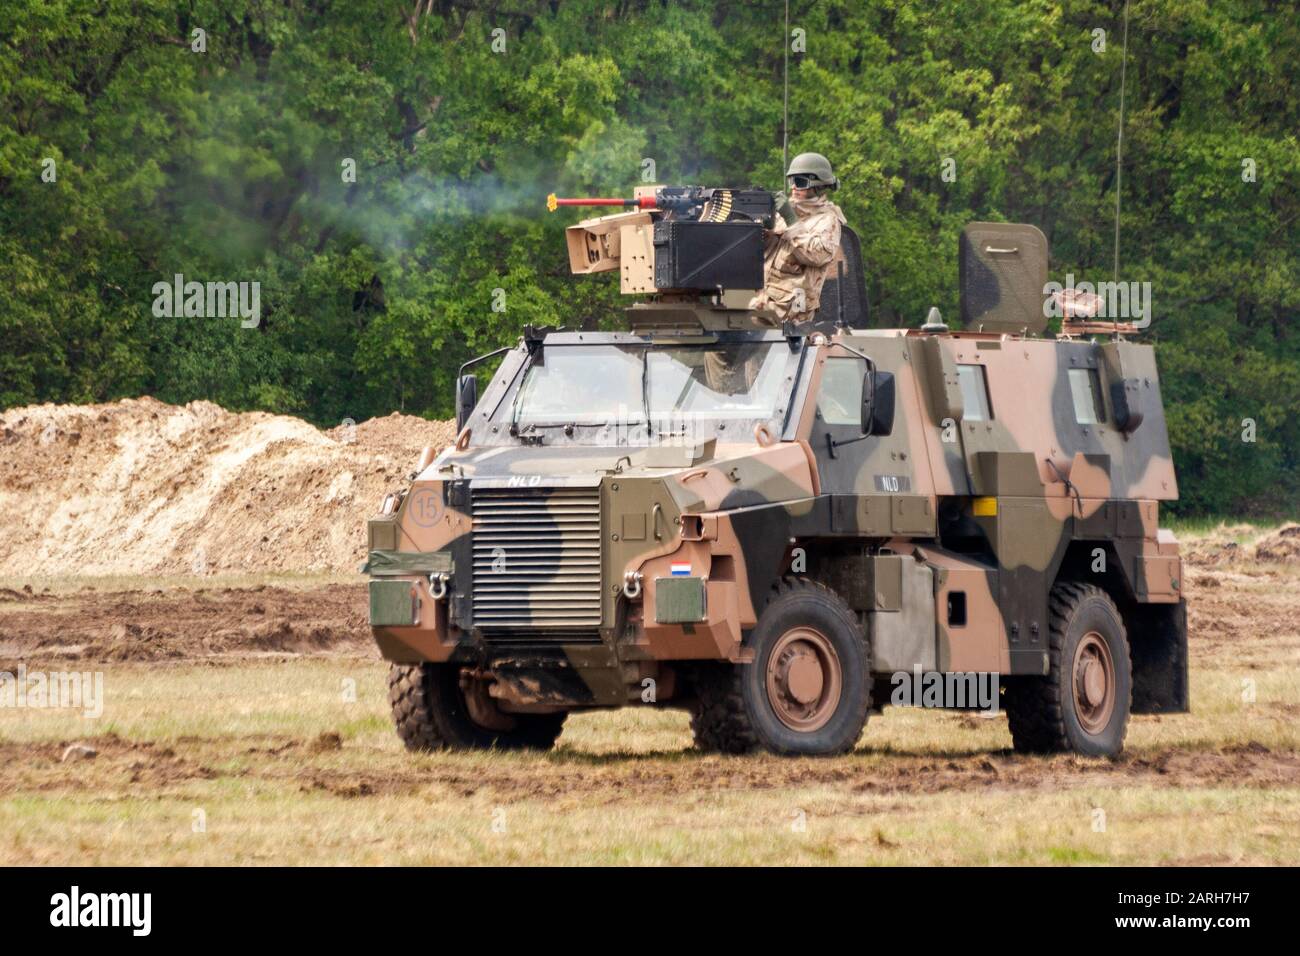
[{"x1": 503, "y1": 341, "x2": 799, "y2": 437}]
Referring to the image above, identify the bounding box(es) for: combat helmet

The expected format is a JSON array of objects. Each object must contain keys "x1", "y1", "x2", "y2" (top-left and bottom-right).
[{"x1": 786, "y1": 152, "x2": 839, "y2": 191}]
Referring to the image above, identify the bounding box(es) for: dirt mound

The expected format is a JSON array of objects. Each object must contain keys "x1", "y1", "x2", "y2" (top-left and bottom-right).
[
  {"x1": 1183, "y1": 523, "x2": 1300, "y2": 567},
  {"x1": 0, "y1": 582, "x2": 370, "y2": 665},
  {"x1": 1255, "y1": 524, "x2": 1300, "y2": 564},
  {"x1": 0, "y1": 397, "x2": 455, "y2": 576},
  {"x1": 1182, "y1": 523, "x2": 1258, "y2": 566}
]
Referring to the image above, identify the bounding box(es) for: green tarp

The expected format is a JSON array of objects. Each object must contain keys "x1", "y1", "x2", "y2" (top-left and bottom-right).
[{"x1": 362, "y1": 550, "x2": 453, "y2": 577}]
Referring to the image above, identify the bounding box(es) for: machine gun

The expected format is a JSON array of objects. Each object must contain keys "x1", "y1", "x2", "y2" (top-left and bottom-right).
[
  {"x1": 549, "y1": 186, "x2": 777, "y2": 296},
  {"x1": 548, "y1": 186, "x2": 777, "y2": 228}
]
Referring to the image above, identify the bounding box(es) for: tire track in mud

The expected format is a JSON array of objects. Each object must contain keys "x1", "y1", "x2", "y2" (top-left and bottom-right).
[{"x1": 3, "y1": 734, "x2": 1296, "y2": 804}]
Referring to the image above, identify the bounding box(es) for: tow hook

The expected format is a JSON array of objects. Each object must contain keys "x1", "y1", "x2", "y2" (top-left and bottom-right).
[
  {"x1": 428, "y1": 572, "x2": 449, "y2": 601},
  {"x1": 622, "y1": 570, "x2": 643, "y2": 600}
]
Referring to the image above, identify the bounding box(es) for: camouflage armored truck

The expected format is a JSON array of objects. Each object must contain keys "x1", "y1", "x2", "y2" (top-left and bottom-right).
[{"x1": 366, "y1": 186, "x2": 1188, "y2": 758}]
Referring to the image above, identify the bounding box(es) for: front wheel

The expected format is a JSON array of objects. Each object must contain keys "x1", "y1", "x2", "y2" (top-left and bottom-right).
[
  {"x1": 691, "y1": 578, "x2": 871, "y2": 756},
  {"x1": 388, "y1": 663, "x2": 566, "y2": 752}
]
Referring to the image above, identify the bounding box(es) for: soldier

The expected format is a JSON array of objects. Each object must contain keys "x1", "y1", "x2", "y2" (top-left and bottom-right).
[{"x1": 749, "y1": 152, "x2": 848, "y2": 324}]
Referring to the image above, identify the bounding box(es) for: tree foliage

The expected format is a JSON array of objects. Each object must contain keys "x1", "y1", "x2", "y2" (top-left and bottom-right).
[{"x1": 1, "y1": 0, "x2": 1295, "y2": 514}]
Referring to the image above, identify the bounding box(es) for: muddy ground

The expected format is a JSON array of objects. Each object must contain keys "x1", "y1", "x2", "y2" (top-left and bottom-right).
[
  {"x1": 0, "y1": 521, "x2": 1297, "y2": 862},
  {"x1": 2, "y1": 730, "x2": 1295, "y2": 802},
  {"x1": 0, "y1": 581, "x2": 370, "y2": 668},
  {"x1": 1, "y1": 525, "x2": 1297, "y2": 787}
]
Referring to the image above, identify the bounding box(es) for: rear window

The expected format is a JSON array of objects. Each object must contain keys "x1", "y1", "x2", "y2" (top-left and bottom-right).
[{"x1": 957, "y1": 363, "x2": 993, "y2": 421}]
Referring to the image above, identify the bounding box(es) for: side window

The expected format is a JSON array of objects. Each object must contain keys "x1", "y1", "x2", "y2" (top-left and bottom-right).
[
  {"x1": 816, "y1": 358, "x2": 863, "y2": 426},
  {"x1": 1069, "y1": 367, "x2": 1107, "y2": 425},
  {"x1": 956, "y1": 363, "x2": 992, "y2": 422}
]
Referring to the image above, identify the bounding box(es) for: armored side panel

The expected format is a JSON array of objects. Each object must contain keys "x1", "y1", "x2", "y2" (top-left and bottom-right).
[
  {"x1": 619, "y1": 221, "x2": 656, "y2": 294},
  {"x1": 653, "y1": 220, "x2": 763, "y2": 291},
  {"x1": 868, "y1": 555, "x2": 936, "y2": 672},
  {"x1": 959, "y1": 222, "x2": 1049, "y2": 334}
]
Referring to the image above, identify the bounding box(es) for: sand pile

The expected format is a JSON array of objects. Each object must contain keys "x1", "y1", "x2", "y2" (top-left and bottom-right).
[{"x1": 0, "y1": 398, "x2": 455, "y2": 576}]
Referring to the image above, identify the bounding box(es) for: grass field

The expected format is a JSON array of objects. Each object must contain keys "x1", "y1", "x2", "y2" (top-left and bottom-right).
[
  {"x1": 2, "y1": 659, "x2": 1296, "y2": 865},
  {"x1": 1, "y1": 523, "x2": 1298, "y2": 865}
]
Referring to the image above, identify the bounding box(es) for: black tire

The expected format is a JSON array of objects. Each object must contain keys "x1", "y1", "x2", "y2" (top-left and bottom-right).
[
  {"x1": 387, "y1": 663, "x2": 566, "y2": 752},
  {"x1": 690, "y1": 663, "x2": 759, "y2": 754},
  {"x1": 690, "y1": 578, "x2": 871, "y2": 756},
  {"x1": 1005, "y1": 581, "x2": 1132, "y2": 757}
]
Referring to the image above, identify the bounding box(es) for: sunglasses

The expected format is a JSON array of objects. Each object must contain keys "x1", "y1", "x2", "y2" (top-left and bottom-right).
[{"x1": 788, "y1": 175, "x2": 816, "y2": 189}]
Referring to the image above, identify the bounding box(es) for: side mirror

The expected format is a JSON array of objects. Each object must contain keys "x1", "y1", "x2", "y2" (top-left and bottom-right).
[
  {"x1": 455, "y1": 374, "x2": 478, "y2": 432},
  {"x1": 861, "y1": 369, "x2": 895, "y2": 437}
]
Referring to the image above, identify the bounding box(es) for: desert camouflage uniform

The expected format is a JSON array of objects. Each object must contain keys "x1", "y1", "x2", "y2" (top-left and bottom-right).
[{"x1": 749, "y1": 194, "x2": 847, "y2": 323}]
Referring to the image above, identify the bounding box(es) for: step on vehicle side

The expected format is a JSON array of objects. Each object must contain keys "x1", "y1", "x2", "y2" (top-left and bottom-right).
[{"x1": 366, "y1": 188, "x2": 1189, "y2": 758}]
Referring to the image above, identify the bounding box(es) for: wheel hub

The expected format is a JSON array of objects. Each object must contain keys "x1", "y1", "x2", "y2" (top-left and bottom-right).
[
  {"x1": 1081, "y1": 660, "x2": 1105, "y2": 705},
  {"x1": 785, "y1": 653, "x2": 824, "y2": 703},
  {"x1": 1072, "y1": 631, "x2": 1116, "y2": 735},
  {"x1": 766, "y1": 627, "x2": 842, "y2": 732}
]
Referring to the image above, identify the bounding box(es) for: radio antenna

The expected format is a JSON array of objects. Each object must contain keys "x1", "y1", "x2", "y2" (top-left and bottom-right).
[
  {"x1": 1113, "y1": 0, "x2": 1130, "y2": 282},
  {"x1": 782, "y1": 0, "x2": 790, "y2": 178}
]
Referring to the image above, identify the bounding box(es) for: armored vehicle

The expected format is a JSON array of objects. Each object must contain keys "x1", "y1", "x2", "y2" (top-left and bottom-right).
[{"x1": 367, "y1": 187, "x2": 1188, "y2": 757}]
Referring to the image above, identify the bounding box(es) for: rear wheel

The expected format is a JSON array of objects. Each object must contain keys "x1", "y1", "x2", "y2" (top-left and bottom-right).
[
  {"x1": 388, "y1": 663, "x2": 566, "y2": 752},
  {"x1": 1005, "y1": 582, "x2": 1132, "y2": 757},
  {"x1": 691, "y1": 578, "x2": 870, "y2": 756}
]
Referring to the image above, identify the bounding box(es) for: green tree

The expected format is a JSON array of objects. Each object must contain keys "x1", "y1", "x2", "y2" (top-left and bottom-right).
[{"x1": 1, "y1": 0, "x2": 1295, "y2": 515}]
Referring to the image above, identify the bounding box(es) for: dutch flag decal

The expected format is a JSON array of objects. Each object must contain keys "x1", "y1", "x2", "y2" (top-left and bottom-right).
[{"x1": 670, "y1": 562, "x2": 691, "y2": 577}]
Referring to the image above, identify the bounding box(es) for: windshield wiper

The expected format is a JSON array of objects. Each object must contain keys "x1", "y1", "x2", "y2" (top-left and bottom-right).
[
  {"x1": 505, "y1": 421, "x2": 565, "y2": 446},
  {"x1": 514, "y1": 421, "x2": 578, "y2": 435}
]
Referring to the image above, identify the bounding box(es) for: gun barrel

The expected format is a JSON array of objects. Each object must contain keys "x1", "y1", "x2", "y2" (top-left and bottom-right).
[
  {"x1": 547, "y1": 193, "x2": 657, "y2": 212},
  {"x1": 555, "y1": 198, "x2": 635, "y2": 206}
]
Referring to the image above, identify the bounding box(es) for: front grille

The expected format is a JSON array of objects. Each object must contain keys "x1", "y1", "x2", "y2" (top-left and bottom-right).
[{"x1": 471, "y1": 486, "x2": 603, "y2": 640}]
